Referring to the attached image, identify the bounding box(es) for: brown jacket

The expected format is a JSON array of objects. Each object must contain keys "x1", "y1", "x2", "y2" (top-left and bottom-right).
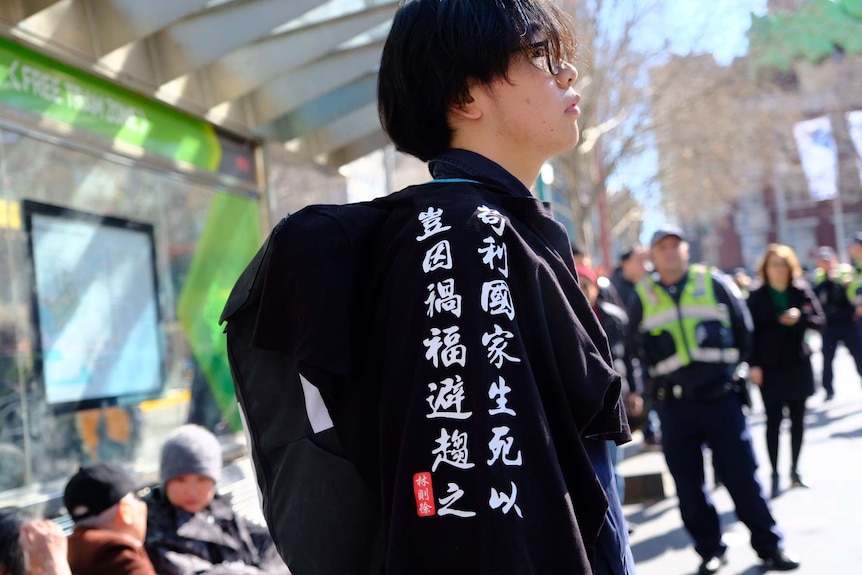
[{"x1": 68, "y1": 527, "x2": 156, "y2": 575}]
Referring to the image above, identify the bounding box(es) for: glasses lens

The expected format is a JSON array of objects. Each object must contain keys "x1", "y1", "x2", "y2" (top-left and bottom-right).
[{"x1": 544, "y1": 41, "x2": 562, "y2": 75}]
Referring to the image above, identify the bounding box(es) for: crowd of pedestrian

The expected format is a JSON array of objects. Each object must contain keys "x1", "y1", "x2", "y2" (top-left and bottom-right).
[
  {"x1": 0, "y1": 424, "x2": 289, "y2": 575},
  {"x1": 567, "y1": 228, "x2": 862, "y2": 574},
  {"x1": 6, "y1": 2, "x2": 862, "y2": 575}
]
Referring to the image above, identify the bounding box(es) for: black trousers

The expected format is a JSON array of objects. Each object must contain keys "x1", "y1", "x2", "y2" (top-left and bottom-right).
[
  {"x1": 821, "y1": 322, "x2": 862, "y2": 394},
  {"x1": 657, "y1": 395, "x2": 782, "y2": 560},
  {"x1": 763, "y1": 398, "x2": 806, "y2": 476}
]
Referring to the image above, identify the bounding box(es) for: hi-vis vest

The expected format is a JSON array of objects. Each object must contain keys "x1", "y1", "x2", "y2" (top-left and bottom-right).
[
  {"x1": 635, "y1": 264, "x2": 738, "y2": 377},
  {"x1": 845, "y1": 262, "x2": 862, "y2": 306},
  {"x1": 813, "y1": 263, "x2": 853, "y2": 287},
  {"x1": 813, "y1": 263, "x2": 856, "y2": 308}
]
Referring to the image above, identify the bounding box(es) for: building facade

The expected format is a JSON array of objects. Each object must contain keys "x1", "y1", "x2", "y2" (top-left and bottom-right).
[{"x1": 651, "y1": 1, "x2": 862, "y2": 271}]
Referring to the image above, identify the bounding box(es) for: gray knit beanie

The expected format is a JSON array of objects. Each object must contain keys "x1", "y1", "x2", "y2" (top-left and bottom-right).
[{"x1": 160, "y1": 424, "x2": 222, "y2": 485}]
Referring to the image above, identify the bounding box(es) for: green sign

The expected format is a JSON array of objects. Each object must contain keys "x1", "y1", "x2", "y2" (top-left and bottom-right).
[
  {"x1": 750, "y1": 0, "x2": 862, "y2": 71},
  {"x1": 177, "y1": 192, "x2": 261, "y2": 432},
  {"x1": 0, "y1": 36, "x2": 221, "y2": 170}
]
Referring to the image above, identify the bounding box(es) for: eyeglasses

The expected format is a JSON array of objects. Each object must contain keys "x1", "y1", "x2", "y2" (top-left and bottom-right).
[{"x1": 527, "y1": 40, "x2": 563, "y2": 76}]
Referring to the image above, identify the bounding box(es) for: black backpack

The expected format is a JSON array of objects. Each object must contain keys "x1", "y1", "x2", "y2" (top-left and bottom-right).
[{"x1": 219, "y1": 211, "x2": 385, "y2": 575}]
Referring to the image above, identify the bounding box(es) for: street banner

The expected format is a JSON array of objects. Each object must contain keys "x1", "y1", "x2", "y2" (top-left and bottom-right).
[
  {"x1": 793, "y1": 116, "x2": 838, "y2": 201},
  {"x1": 847, "y1": 110, "x2": 862, "y2": 188}
]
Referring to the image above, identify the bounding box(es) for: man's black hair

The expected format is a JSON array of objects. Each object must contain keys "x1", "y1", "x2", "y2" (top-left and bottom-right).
[
  {"x1": 0, "y1": 508, "x2": 25, "y2": 575},
  {"x1": 378, "y1": 0, "x2": 577, "y2": 161},
  {"x1": 619, "y1": 245, "x2": 644, "y2": 262}
]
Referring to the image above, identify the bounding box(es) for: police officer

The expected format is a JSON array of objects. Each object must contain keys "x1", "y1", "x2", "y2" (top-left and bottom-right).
[
  {"x1": 812, "y1": 245, "x2": 862, "y2": 400},
  {"x1": 626, "y1": 225, "x2": 799, "y2": 574},
  {"x1": 847, "y1": 234, "x2": 862, "y2": 326}
]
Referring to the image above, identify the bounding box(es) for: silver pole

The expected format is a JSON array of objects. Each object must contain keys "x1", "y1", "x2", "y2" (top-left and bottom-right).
[{"x1": 833, "y1": 189, "x2": 847, "y2": 261}]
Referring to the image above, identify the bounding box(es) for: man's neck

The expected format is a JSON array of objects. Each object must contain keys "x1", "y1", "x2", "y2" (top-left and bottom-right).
[
  {"x1": 449, "y1": 137, "x2": 542, "y2": 191},
  {"x1": 658, "y1": 269, "x2": 686, "y2": 286}
]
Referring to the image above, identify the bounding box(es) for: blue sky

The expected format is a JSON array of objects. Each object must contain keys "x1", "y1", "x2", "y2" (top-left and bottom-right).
[
  {"x1": 659, "y1": 0, "x2": 769, "y2": 65},
  {"x1": 623, "y1": 0, "x2": 769, "y2": 243}
]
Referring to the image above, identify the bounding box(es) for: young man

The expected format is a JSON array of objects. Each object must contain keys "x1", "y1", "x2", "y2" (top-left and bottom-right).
[
  {"x1": 610, "y1": 246, "x2": 648, "y2": 309},
  {"x1": 238, "y1": 1, "x2": 633, "y2": 573},
  {"x1": 143, "y1": 425, "x2": 288, "y2": 575},
  {"x1": 626, "y1": 226, "x2": 799, "y2": 574},
  {"x1": 63, "y1": 463, "x2": 155, "y2": 575},
  {"x1": 608, "y1": 246, "x2": 660, "y2": 447},
  {"x1": 577, "y1": 264, "x2": 643, "y2": 507}
]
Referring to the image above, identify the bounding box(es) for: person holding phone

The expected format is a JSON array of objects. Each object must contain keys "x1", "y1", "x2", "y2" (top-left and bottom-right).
[{"x1": 747, "y1": 244, "x2": 825, "y2": 499}]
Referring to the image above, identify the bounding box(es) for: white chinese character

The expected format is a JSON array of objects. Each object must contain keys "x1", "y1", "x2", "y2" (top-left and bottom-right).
[
  {"x1": 416, "y1": 487, "x2": 432, "y2": 502},
  {"x1": 423, "y1": 326, "x2": 467, "y2": 368},
  {"x1": 476, "y1": 205, "x2": 506, "y2": 236},
  {"x1": 422, "y1": 240, "x2": 453, "y2": 273},
  {"x1": 478, "y1": 236, "x2": 509, "y2": 278},
  {"x1": 489, "y1": 376, "x2": 516, "y2": 416},
  {"x1": 481, "y1": 324, "x2": 521, "y2": 368},
  {"x1": 425, "y1": 279, "x2": 463, "y2": 318},
  {"x1": 427, "y1": 375, "x2": 473, "y2": 420},
  {"x1": 481, "y1": 280, "x2": 515, "y2": 320},
  {"x1": 487, "y1": 426, "x2": 523, "y2": 466},
  {"x1": 437, "y1": 482, "x2": 477, "y2": 518},
  {"x1": 490, "y1": 482, "x2": 523, "y2": 518},
  {"x1": 431, "y1": 428, "x2": 475, "y2": 471},
  {"x1": 418, "y1": 502, "x2": 434, "y2": 515},
  {"x1": 415, "y1": 475, "x2": 430, "y2": 488},
  {"x1": 417, "y1": 207, "x2": 452, "y2": 241}
]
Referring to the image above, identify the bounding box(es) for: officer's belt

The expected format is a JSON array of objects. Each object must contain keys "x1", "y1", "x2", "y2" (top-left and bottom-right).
[
  {"x1": 656, "y1": 381, "x2": 737, "y2": 403},
  {"x1": 648, "y1": 348, "x2": 740, "y2": 377}
]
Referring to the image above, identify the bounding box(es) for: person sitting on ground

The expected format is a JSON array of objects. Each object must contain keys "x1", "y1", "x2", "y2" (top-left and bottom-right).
[
  {"x1": 143, "y1": 425, "x2": 289, "y2": 575},
  {"x1": 63, "y1": 462, "x2": 155, "y2": 575},
  {"x1": 1, "y1": 508, "x2": 71, "y2": 575}
]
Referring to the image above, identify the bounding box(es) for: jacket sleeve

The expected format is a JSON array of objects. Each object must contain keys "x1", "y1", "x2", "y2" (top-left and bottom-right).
[
  {"x1": 199, "y1": 563, "x2": 284, "y2": 575},
  {"x1": 746, "y1": 289, "x2": 765, "y2": 368},
  {"x1": 712, "y1": 272, "x2": 752, "y2": 362},
  {"x1": 600, "y1": 303, "x2": 642, "y2": 395},
  {"x1": 799, "y1": 283, "x2": 826, "y2": 332},
  {"x1": 624, "y1": 293, "x2": 648, "y2": 386},
  {"x1": 246, "y1": 521, "x2": 291, "y2": 574},
  {"x1": 146, "y1": 544, "x2": 213, "y2": 575}
]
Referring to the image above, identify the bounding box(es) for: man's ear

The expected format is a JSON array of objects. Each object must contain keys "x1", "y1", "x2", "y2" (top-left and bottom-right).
[
  {"x1": 449, "y1": 92, "x2": 483, "y2": 122},
  {"x1": 117, "y1": 498, "x2": 133, "y2": 526}
]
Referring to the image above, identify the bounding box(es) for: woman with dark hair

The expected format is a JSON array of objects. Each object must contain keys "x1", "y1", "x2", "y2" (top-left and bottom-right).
[{"x1": 747, "y1": 244, "x2": 824, "y2": 499}]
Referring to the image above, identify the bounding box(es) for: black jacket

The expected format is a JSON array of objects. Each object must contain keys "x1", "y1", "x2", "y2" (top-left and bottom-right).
[
  {"x1": 813, "y1": 272, "x2": 855, "y2": 326},
  {"x1": 251, "y1": 149, "x2": 631, "y2": 574},
  {"x1": 595, "y1": 301, "x2": 642, "y2": 396},
  {"x1": 143, "y1": 487, "x2": 289, "y2": 575},
  {"x1": 609, "y1": 268, "x2": 636, "y2": 309},
  {"x1": 747, "y1": 282, "x2": 825, "y2": 402}
]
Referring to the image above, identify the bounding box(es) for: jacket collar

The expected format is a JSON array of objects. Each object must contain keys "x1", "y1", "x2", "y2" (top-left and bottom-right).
[
  {"x1": 174, "y1": 498, "x2": 243, "y2": 551},
  {"x1": 428, "y1": 149, "x2": 535, "y2": 199}
]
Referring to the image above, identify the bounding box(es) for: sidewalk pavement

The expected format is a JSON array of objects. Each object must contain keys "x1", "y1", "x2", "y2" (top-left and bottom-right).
[{"x1": 621, "y1": 344, "x2": 862, "y2": 575}]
